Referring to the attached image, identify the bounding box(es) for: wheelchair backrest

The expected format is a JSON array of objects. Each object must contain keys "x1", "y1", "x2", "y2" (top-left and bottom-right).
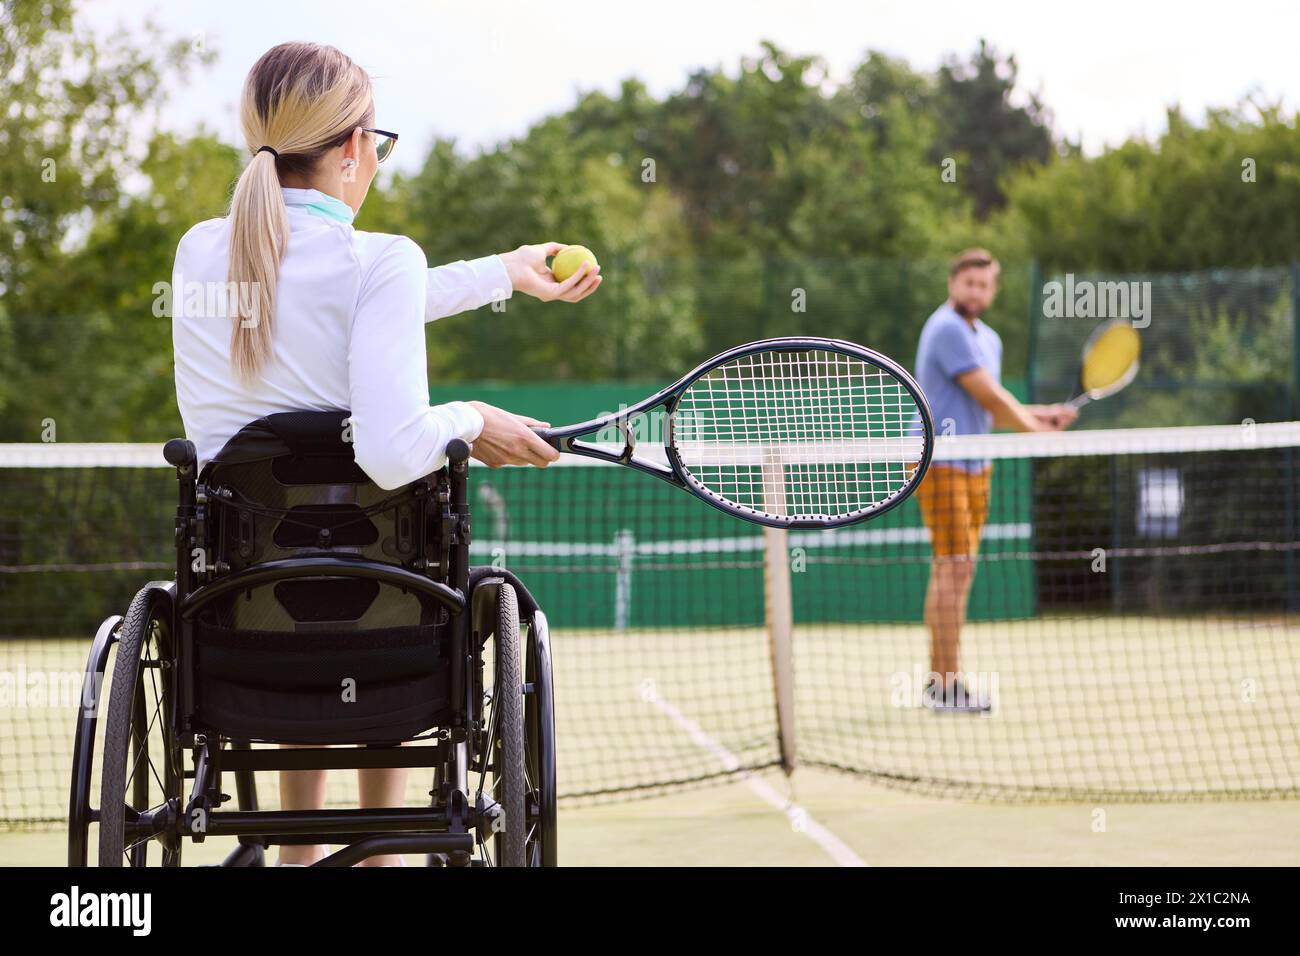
[{"x1": 197, "y1": 410, "x2": 445, "y2": 632}]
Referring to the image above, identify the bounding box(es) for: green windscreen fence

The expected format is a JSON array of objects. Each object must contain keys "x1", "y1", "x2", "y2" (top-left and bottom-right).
[
  {"x1": 458, "y1": 453, "x2": 1035, "y2": 630},
  {"x1": 430, "y1": 379, "x2": 1036, "y2": 629}
]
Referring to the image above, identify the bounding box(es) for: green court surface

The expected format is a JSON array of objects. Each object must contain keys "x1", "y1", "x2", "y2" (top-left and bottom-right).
[
  {"x1": 3, "y1": 766, "x2": 1298, "y2": 866},
  {"x1": 3, "y1": 615, "x2": 1298, "y2": 865}
]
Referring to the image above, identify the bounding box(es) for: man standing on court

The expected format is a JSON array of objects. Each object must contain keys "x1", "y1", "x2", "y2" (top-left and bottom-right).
[{"x1": 914, "y1": 249, "x2": 1076, "y2": 712}]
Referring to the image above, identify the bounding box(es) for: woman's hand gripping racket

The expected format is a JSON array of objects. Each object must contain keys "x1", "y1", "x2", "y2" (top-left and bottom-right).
[
  {"x1": 531, "y1": 337, "x2": 935, "y2": 529},
  {"x1": 1067, "y1": 319, "x2": 1141, "y2": 410}
]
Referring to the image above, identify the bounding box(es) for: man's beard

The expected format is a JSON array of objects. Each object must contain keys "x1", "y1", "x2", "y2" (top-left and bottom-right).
[{"x1": 953, "y1": 300, "x2": 979, "y2": 319}]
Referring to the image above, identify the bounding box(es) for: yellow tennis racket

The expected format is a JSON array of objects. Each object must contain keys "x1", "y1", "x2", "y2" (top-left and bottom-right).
[{"x1": 1067, "y1": 320, "x2": 1141, "y2": 409}]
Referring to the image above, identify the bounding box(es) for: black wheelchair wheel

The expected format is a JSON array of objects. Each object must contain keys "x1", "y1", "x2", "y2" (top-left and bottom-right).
[
  {"x1": 473, "y1": 583, "x2": 527, "y2": 867},
  {"x1": 524, "y1": 610, "x2": 558, "y2": 866},
  {"x1": 98, "y1": 585, "x2": 183, "y2": 867}
]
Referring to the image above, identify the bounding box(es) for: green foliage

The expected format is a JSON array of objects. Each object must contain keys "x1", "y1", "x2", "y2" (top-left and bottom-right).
[
  {"x1": 653, "y1": 42, "x2": 843, "y2": 253},
  {"x1": 0, "y1": 0, "x2": 213, "y2": 440},
  {"x1": 1, "y1": 5, "x2": 1296, "y2": 439},
  {"x1": 1, "y1": 130, "x2": 241, "y2": 441},
  {"x1": 996, "y1": 100, "x2": 1300, "y2": 271},
  {"x1": 364, "y1": 114, "x2": 702, "y2": 382},
  {"x1": 931, "y1": 40, "x2": 1054, "y2": 218},
  {"x1": 835, "y1": 43, "x2": 1054, "y2": 220}
]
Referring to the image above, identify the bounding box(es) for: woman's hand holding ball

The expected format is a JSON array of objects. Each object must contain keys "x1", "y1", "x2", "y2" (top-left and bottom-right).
[{"x1": 499, "y1": 242, "x2": 601, "y2": 303}]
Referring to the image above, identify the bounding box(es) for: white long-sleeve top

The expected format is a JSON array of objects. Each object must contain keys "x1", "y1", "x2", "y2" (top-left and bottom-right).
[{"x1": 171, "y1": 187, "x2": 510, "y2": 488}]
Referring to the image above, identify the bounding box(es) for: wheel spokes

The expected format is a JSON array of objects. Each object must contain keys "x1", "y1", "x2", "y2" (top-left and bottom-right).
[{"x1": 125, "y1": 667, "x2": 168, "y2": 801}]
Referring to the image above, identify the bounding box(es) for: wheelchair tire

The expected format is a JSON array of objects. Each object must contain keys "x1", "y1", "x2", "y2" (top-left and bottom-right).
[
  {"x1": 481, "y1": 583, "x2": 526, "y2": 867},
  {"x1": 98, "y1": 584, "x2": 183, "y2": 867}
]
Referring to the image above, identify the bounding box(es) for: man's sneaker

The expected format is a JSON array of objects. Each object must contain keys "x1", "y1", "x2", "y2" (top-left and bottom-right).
[{"x1": 923, "y1": 678, "x2": 993, "y2": 714}]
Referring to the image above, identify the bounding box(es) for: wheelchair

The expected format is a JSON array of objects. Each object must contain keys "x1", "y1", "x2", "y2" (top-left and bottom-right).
[{"x1": 67, "y1": 410, "x2": 557, "y2": 867}]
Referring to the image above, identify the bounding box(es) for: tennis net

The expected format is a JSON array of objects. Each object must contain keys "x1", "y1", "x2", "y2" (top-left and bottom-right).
[{"x1": 2, "y1": 422, "x2": 1298, "y2": 826}]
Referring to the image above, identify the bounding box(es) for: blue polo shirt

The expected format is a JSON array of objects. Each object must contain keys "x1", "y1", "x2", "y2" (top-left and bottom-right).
[{"x1": 914, "y1": 303, "x2": 1002, "y2": 471}]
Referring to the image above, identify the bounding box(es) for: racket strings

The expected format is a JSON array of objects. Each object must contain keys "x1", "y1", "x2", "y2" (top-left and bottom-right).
[
  {"x1": 1080, "y1": 322, "x2": 1141, "y2": 397},
  {"x1": 673, "y1": 349, "x2": 925, "y2": 521}
]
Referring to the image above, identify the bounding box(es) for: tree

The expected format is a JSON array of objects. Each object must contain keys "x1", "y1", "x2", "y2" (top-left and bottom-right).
[
  {"x1": 998, "y1": 98, "x2": 1300, "y2": 272},
  {"x1": 0, "y1": 0, "x2": 210, "y2": 439},
  {"x1": 654, "y1": 41, "x2": 841, "y2": 253},
  {"x1": 931, "y1": 40, "x2": 1054, "y2": 219},
  {"x1": 370, "y1": 106, "x2": 701, "y2": 382}
]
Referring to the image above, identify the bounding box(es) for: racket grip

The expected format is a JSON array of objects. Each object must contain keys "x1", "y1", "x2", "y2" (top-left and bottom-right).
[{"x1": 532, "y1": 426, "x2": 561, "y2": 448}]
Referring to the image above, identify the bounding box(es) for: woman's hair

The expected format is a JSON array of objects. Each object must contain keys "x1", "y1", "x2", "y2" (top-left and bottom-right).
[{"x1": 227, "y1": 42, "x2": 374, "y2": 382}]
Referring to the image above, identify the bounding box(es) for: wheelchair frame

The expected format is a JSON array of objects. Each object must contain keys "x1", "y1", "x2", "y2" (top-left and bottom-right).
[{"x1": 68, "y1": 435, "x2": 557, "y2": 867}]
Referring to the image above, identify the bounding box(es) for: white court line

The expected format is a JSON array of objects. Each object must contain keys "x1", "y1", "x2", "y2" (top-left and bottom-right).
[{"x1": 649, "y1": 695, "x2": 867, "y2": 867}]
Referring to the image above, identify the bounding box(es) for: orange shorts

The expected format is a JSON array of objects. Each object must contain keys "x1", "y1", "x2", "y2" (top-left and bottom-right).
[{"x1": 915, "y1": 464, "x2": 992, "y2": 557}]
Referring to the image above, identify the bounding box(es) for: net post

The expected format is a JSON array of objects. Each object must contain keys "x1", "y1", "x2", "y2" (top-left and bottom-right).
[
  {"x1": 761, "y1": 455, "x2": 796, "y2": 777},
  {"x1": 613, "y1": 529, "x2": 634, "y2": 630}
]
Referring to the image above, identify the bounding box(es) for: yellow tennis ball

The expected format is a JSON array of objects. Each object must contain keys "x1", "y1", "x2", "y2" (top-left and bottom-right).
[{"x1": 551, "y1": 245, "x2": 598, "y2": 282}]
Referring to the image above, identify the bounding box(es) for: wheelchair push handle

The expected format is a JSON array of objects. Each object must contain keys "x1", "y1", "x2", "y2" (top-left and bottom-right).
[
  {"x1": 444, "y1": 438, "x2": 472, "y2": 596},
  {"x1": 446, "y1": 438, "x2": 471, "y2": 471},
  {"x1": 163, "y1": 438, "x2": 197, "y2": 471}
]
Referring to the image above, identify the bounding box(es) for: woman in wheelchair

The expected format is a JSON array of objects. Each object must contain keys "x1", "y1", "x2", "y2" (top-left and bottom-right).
[{"x1": 70, "y1": 41, "x2": 578, "y2": 868}]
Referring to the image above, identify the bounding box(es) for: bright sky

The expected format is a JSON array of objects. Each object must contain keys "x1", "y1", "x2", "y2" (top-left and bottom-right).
[{"x1": 82, "y1": 0, "x2": 1299, "y2": 172}]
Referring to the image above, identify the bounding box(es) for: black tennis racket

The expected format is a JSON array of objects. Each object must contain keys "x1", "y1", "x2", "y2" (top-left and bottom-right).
[{"x1": 532, "y1": 337, "x2": 934, "y2": 529}]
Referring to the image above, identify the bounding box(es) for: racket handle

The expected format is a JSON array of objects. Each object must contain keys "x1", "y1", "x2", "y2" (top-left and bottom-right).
[
  {"x1": 1065, "y1": 394, "x2": 1090, "y2": 411},
  {"x1": 532, "y1": 426, "x2": 562, "y2": 448}
]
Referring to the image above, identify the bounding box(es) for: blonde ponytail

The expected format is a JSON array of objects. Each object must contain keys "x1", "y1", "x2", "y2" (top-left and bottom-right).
[{"x1": 227, "y1": 42, "x2": 374, "y2": 383}]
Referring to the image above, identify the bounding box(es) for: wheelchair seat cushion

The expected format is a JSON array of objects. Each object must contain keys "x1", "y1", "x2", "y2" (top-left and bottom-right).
[
  {"x1": 196, "y1": 622, "x2": 446, "y2": 689},
  {"x1": 192, "y1": 619, "x2": 452, "y2": 744}
]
